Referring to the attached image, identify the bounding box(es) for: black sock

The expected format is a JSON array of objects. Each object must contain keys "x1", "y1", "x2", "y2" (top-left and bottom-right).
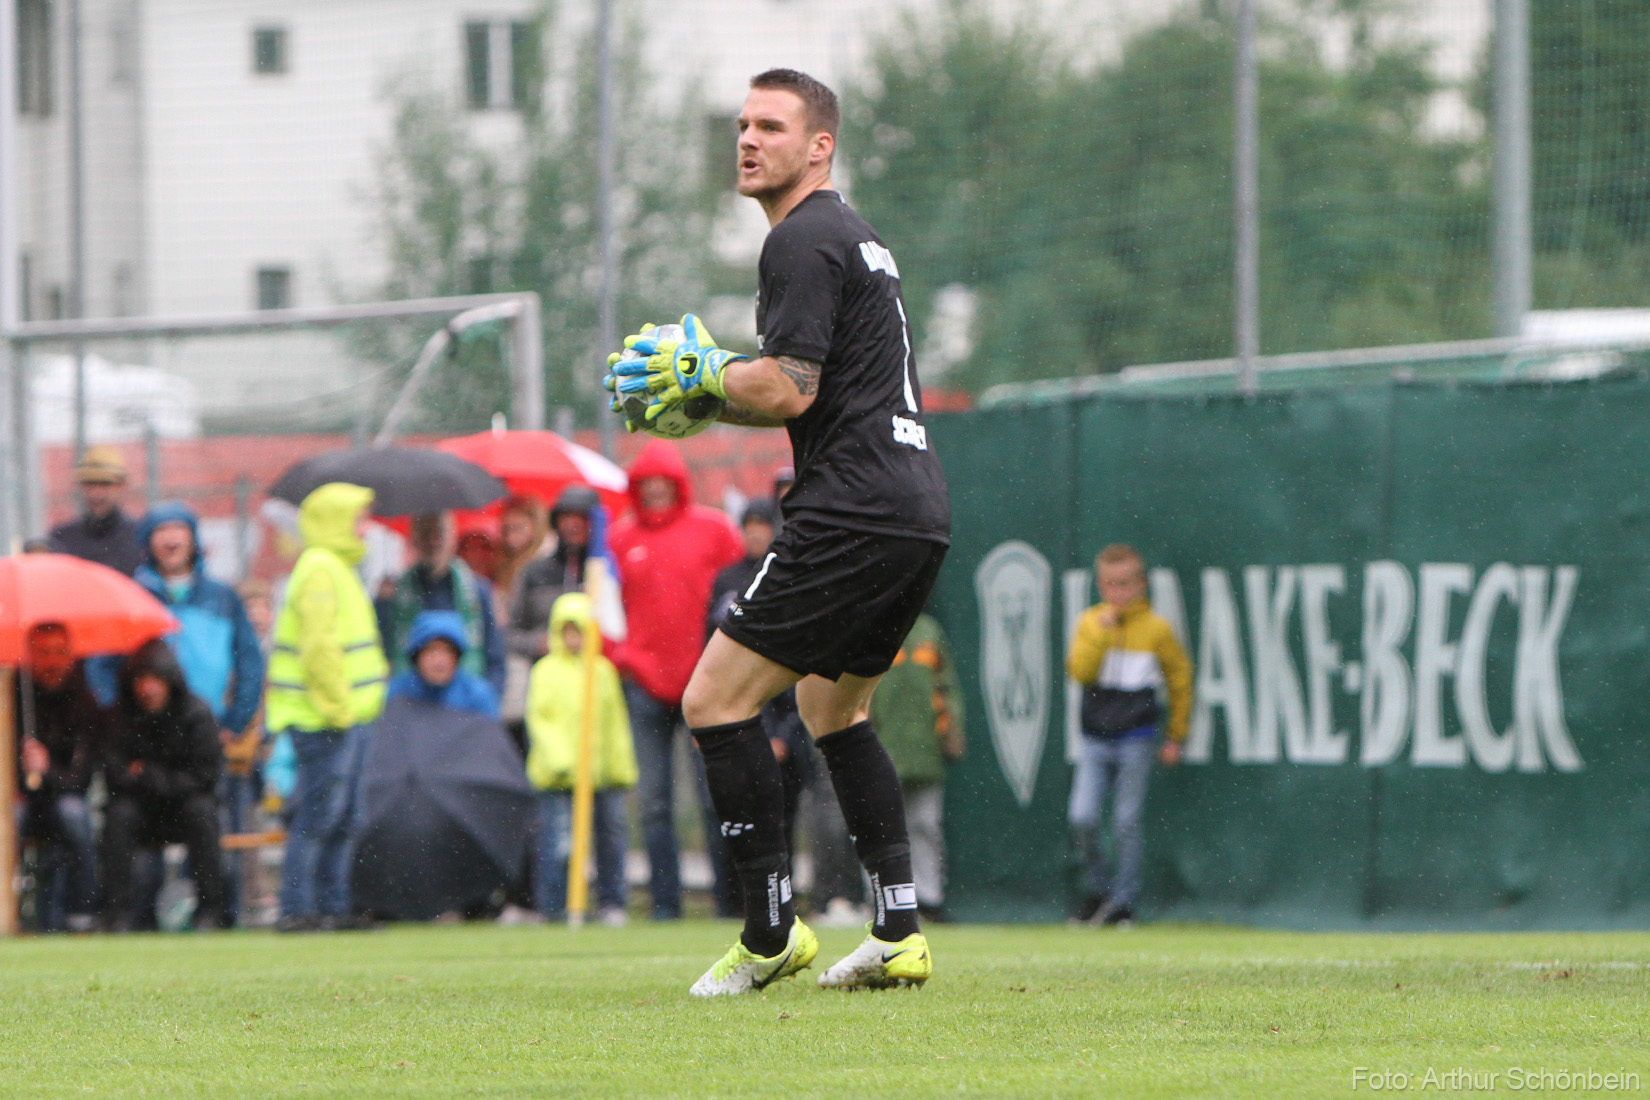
[
  {"x1": 693, "y1": 718, "x2": 793, "y2": 956},
  {"x1": 815, "y1": 720, "x2": 920, "y2": 941}
]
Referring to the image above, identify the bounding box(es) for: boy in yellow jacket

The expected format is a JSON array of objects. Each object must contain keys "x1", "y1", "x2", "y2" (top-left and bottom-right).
[
  {"x1": 1066, "y1": 544, "x2": 1192, "y2": 926},
  {"x1": 526, "y1": 592, "x2": 637, "y2": 925}
]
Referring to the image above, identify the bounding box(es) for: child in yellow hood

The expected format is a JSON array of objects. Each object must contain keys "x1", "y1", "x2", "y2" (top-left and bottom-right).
[{"x1": 526, "y1": 592, "x2": 637, "y2": 924}]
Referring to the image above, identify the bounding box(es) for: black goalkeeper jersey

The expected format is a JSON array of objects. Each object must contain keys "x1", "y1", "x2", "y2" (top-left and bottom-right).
[{"x1": 755, "y1": 190, "x2": 951, "y2": 544}]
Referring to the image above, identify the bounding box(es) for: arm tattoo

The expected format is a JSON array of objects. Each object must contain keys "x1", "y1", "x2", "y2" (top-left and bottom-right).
[
  {"x1": 718, "y1": 402, "x2": 787, "y2": 428},
  {"x1": 776, "y1": 356, "x2": 821, "y2": 396}
]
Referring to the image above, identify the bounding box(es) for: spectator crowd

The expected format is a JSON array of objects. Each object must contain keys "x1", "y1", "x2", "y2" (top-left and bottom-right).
[
  {"x1": 15, "y1": 442, "x2": 1206, "y2": 933},
  {"x1": 11, "y1": 440, "x2": 986, "y2": 933}
]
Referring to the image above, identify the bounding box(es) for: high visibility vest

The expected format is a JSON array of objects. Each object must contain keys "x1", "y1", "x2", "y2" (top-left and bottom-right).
[{"x1": 265, "y1": 547, "x2": 388, "y2": 733}]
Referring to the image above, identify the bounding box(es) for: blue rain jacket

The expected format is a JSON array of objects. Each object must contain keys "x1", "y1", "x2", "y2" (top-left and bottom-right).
[
  {"x1": 386, "y1": 610, "x2": 501, "y2": 719},
  {"x1": 134, "y1": 501, "x2": 266, "y2": 735}
]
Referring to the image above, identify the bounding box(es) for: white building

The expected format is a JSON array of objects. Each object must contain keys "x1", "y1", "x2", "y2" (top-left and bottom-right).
[{"x1": 13, "y1": 0, "x2": 1491, "y2": 415}]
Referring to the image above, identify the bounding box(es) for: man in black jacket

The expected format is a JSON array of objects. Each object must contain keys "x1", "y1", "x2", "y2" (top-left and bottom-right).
[
  {"x1": 101, "y1": 640, "x2": 227, "y2": 931},
  {"x1": 15, "y1": 623, "x2": 106, "y2": 932},
  {"x1": 48, "y1": 446, "x2": 143, "y2": 576},
  {"x1": 507, "y1": 485, "x2": 598, "y2": 668}
]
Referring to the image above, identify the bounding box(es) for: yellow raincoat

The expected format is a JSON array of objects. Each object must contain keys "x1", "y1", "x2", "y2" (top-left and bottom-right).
[
  {"x1": 525, "y1": 593, "x2": 636, "y2": 791},
  {"x1": 265, "y1": 483, "x2": 388, "y2": 733}
]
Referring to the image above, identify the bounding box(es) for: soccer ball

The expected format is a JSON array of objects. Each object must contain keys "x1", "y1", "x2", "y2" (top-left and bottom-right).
[
  {"x1": 616, "y1": 323, "x2": 724, "y2": 439},
  {"x1": 635, "y1": 392, "x2": 725, "y2": 440}
]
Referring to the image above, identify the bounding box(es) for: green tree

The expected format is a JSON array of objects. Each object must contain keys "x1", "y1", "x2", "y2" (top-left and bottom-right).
[
  {"x1": 846, "y1": 0, "x2": 1487, "y2": 392},
  {"x1": 365, "y1": 5, "x2": 715, "y2": 432}
]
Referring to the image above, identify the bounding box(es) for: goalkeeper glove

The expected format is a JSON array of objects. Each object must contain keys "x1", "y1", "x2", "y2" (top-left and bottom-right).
[
  {"x1": 600, "y1": 335, "x2": 676, "y2": 431},
  {"x1": 621, "y1": 314, "x2": 746, "y2": 404},
  {"x1": 604, "y1": 321, "x2": 660, "y2": 405}
]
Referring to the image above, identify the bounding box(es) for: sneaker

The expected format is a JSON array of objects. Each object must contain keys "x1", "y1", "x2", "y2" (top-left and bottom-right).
[
  {"x1": 274, "y1": 914, "x2": 321, "y2": 933},
  {"x1": 689, "y1": 918, "x2": 819, "y2": 997},
  {"x1": 818, "y1": 928, "x2": 931, "y2": 990},
  {"x1": 1070, "y1": 895, "x2": 1107, "y2": 924},
  {"x1": 814, "y1": 897, "x2": 873, "y2": 929},
  {"x1": 1097, "y1": 904, "x2": 1134, "y2": 928},
  {"x1": 496, "y1": 904, "x2": 545, "y2": 926},
  {"x1": 320, "y1": 913, "x2": 381, "y2": 932},
  {"x1": 596, "y1": 906, "x2": 628, "y2": 928},
  {"x1": 241, "y1": 903, "x2": 280, "y2": 929}
]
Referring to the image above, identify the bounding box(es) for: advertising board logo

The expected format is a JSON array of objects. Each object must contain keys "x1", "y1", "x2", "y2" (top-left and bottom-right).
[
  {"x1": 1171, "y1": 562, "x2": 1582, "y2": 772},
  {"x1": 976, "y1": 541, "x2": 1052, "y2": 806},
  {"x1": 1058, "y1": 560, "x2": 1583, "y2": 773}
]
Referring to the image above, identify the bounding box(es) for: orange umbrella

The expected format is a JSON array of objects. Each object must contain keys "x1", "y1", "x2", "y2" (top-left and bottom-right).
[
  {"x1": 0, "y1": 554, "x2": 180, "y2": 936},
  {"x1": 0, "y1": 554, "x2": 178, "y2": 665}
]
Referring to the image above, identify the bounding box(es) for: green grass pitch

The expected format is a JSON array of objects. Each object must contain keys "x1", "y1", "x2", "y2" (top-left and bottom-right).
[{"x1": 2, "y1": 922, "x2": 1647, "y2": 1098}]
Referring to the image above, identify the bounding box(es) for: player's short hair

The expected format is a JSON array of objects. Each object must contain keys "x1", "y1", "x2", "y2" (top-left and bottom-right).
[
  {"x1": 750, "y1": 68, "x2": 840, "y2": 141},
  {"x1": 1096, "y1": 544, "x2": 1145, "y2": 575}
]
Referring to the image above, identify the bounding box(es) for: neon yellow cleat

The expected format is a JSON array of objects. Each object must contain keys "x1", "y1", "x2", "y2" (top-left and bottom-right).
[
  {"x1": 817, "y1": 929, "x2": 931, "y2": 990},
  {"x1": 689, "y1": 918, "x2": 819, "y2": 997}
]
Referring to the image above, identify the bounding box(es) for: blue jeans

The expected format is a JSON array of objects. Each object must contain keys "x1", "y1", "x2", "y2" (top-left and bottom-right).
[
  {"x1": 624, "y1": 680, "x2": 730, "y2": 919},
  {"x1": 219, "y1": 773, "x2": 260, "y2": 924},
  {"x1": 279, "y1": 726, "x2": 369, "y2": 919},
  {"x1": 20, "y1": 795, "x2": 98, "y2": 929},
  {"x1": 534, "y1": 788, "x2": 629, "y2": 917},
  {"x1": 1067, "y1": 735, "x2": 1154, "y2": 908}
]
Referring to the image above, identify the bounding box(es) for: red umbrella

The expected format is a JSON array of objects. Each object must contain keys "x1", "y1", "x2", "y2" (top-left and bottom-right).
[
  {"x1": 0, "y1": 554, "x2": 178, "y2": 664},
  {"x1": 437, "y1": 430, "x2": 628, "y2": 512}
]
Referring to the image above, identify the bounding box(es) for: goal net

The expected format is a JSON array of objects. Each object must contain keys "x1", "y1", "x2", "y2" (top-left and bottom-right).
[{"x1": 0, "y1": 293, "x2": 540, "y2": 579}]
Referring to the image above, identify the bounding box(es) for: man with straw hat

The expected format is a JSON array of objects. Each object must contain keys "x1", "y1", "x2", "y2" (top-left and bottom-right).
[{"x1": 48, "y1": 446, "x2": 143, "y2": 576}]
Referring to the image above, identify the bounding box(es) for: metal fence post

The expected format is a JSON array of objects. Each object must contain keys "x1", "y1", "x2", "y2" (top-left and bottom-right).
[
  {"x1": 0, "y1": 0, "x2": 19, "y2": 551},
  {"x1": 1233, "y1": 0, "x2": 1260, "y2": 396},
  {"x1": 593, "y1": 0, "x2": 618, "y2": 459},
  {"x1": 1493, "y1": 0, "x2": 1532, "y2": 339}
]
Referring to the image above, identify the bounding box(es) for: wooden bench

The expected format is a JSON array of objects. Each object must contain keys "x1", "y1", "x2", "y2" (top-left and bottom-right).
[{"x1": 220, "y1": 829, "x2": 287, "y2": 851}]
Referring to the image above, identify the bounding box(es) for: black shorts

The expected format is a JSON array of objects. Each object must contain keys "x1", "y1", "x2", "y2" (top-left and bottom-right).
[{"x1": 719, "y1": 518, "x2": 947, "y2": 681}]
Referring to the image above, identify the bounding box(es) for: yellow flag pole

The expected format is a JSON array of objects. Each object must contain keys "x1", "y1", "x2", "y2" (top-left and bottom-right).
[
  {"x1": 565, "y1": 618, "x2": 598, "y2": 926},
  {"x1": 0, "y1": 667, "x2": 19, "y2": 936}
]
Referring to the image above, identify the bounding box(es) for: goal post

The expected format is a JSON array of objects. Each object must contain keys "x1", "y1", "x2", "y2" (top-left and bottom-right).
[
  {"x1": 0, "y1": 292, "x2": 543, "y2": 933},
  {"x1": 0, "y1": 291, "x2": 543, "y2": 549}
]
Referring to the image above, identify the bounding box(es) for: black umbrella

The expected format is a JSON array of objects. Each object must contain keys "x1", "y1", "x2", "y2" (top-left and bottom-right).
[
  {"x1": 351, "y1": 696, "x2": 536, "y2": 921},
  {"x1": 270, "y1": 447, "x2": 507, "y2": 517}
]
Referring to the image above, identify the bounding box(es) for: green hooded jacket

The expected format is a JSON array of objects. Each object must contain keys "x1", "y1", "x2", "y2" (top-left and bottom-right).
[{"x1": 870, "y1": 614, "x2": 965, "y2": 788}]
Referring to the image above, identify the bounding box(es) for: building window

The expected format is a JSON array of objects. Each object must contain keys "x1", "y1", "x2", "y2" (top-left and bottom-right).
[
  {"x1": 252, "y1": 26, "x2": 288, "y2": 75},
  {"x1": 255, "y1": 267, "x2": 292, "y2": 311},
  {"x1": 111, "y1": 262, "x2": 136, "y2": 317},
  {"x1": 18, "y1": 0, "x2": 53, "y2": 117},
  {"x1": 464, "y1": 20, "x2": 538, "y2": 110},
  {"x1": 19, "y1": 253, "x2": 33, "y2": 322},
  {"x1": 110, "y1": 9, "x2": 138, "y2": 84}
]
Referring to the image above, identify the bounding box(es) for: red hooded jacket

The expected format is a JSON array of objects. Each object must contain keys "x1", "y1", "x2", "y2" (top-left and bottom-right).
[{"x1": 608, "y1": 440, "x2": 744, "y2": 706}]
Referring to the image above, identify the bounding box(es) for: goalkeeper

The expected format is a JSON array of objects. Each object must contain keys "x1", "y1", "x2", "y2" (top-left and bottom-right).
[{"x1": 606, "y1": 69, "x2": 951, "y2": 997}]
